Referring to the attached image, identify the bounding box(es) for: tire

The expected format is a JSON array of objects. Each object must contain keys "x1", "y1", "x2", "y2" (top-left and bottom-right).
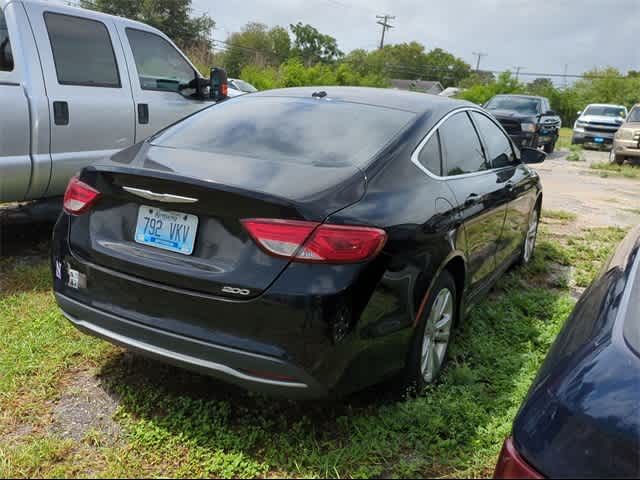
[
  {"x1": 612, "y1": 154, "x2": 625, "y2": 165},
  {"x1": 543, "y1": 137, "x2": 556, "y2": 154},
  {"x1": 518, "y1": 206, "x2": 540, "y2": 265},
  {"x1": 401, "y1": 271, "x2": 457, "y2": 393}
]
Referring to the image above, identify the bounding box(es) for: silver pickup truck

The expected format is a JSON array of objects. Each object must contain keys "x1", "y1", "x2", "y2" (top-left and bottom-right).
[{"x1": 1, "y1": 0, "x2": 224, "y2": 204}]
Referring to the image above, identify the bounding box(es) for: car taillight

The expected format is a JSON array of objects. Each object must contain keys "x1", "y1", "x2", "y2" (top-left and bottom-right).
[
  {"x1": 63, "y1": 176, "x2": 101, "y2": 215},
  {"x1": 241, "y1": 219, "x2": 387, "y2": 264},
  {"x1": 494, "y1": 437, "x2": 544, "y2": 479}
]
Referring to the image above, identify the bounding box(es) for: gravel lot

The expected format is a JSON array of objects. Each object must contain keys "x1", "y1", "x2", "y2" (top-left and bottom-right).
[{"x1": 534, "y1": 149, "x2": 640, "y2": 229}]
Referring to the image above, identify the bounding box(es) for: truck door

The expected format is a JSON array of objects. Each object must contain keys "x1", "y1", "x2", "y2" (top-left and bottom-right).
[
  {"x1": 0, "y1": 5, "x2": 30, "y2": 202},
  {"x1": 115, "y1": 24, "x2": 209, "y2": 142},
  {"x1": 24, "y1": 3, "x2": 135, "y2": 198}
]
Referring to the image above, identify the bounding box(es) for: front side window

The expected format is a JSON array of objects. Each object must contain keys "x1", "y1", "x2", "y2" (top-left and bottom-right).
[
  {"x1": 471, "y1": 112, "x2": 516, "y2": 169},
  {"x1": 628, "y1": 108, "x2": 640, "y2": 123},
  {"x1": 44, "y1": 12, "x2": 120, "y2": 87},
  {"x1": 417, "y1": 131, "x2": 442, "y2": 175},
  {"x1": 126, "y1": 28, "x2": 196, "y2": 93},
  {"x1": 439, "y1": 112, "x2": 489, "y2": 176},
  {"x1": 0, "y1": 9, "x2": 13, "y2": 72}
]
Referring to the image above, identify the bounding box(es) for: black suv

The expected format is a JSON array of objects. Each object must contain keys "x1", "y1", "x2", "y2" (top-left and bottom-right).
[{"x1": 485, "y1": 94, "x2": 561, "y2": 153}]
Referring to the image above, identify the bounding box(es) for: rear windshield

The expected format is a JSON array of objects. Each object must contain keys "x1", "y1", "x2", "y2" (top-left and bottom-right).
[{"x1": 153, "y1": 96, "x2": 415, "y2": 167}]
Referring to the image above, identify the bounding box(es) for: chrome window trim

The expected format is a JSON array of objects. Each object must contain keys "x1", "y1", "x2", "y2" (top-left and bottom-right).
[{"x1": 411, "y1": 106, "x2": 519, "y2": 180}]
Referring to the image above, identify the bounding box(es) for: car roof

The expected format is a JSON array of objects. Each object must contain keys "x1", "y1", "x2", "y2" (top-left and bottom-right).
[
  {"x1": 5, "y1": 0, "x2": 163, "y2": 33},
  {"x1": 249, "y1": 86, "x2": 474, "y2": 114}
]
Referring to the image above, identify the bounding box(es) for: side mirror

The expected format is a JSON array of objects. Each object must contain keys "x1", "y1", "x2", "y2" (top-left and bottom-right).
[
  {"x1": 521, "y1": 147, "x2": 546, "y2": 164},
  {"x1": 577, "y1": 110, "x2": 582, "y2": 116},
  {"x1": 209, "y1": 67, "x2": 228, "y2": 102}
]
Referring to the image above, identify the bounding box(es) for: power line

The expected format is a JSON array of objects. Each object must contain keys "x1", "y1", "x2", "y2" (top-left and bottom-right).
[
  {"x1": 376, "y1": 14, "x2": 395, "y2": 49},
  {"x1": 472, "y1": 52, "x2": 487, "y2": 72}
]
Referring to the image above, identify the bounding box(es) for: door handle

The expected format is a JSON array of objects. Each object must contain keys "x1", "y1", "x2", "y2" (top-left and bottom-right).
[
  {"x1": 138, "y1": 103, "x2": 149, "y2": 124},
  {"x1": 465, "y1": 193, "x2": 479, "y2": 206},
  {"x1": 53, "y1": 101, "x2": 69, "y2": 125}
]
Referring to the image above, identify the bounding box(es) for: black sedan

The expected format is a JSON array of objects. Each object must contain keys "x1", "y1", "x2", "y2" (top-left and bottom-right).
[
  {"x1": 495, "y1": 225, "x2": 640, "y2": 478},
  {"x1": 52, "y1": 87, "x2": 545, "y2": 398}
]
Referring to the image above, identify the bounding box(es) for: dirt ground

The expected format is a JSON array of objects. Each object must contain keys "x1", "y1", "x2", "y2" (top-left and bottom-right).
[{"x1": 534, "y1": 149, "x2": 640, "y2": 229}]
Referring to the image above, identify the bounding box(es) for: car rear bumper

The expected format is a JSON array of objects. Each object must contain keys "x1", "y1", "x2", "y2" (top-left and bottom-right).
[{"x1": 56, "y1": 292, "x2": 327, "y2": 398}]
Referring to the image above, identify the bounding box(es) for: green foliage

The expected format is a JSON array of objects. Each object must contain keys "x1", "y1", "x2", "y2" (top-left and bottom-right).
[
  {"x1": 222, "y1": 23, "x2": 291, "y2": 77},
  {"x1": 457, "y1": 71, "x2": 523, "y2": 105},
  {"x1": 289, "y1": 22, "x2": 343, "y2": 66},
  {"x1": 344, "y1": 43, "x2": 471, "y2": 88},
  {"x1": 240, "y1": 58, "x2": 388, "y2": 90},
  {"x1": 80, "y1": 0, "x2": 214, "y2": 50}
]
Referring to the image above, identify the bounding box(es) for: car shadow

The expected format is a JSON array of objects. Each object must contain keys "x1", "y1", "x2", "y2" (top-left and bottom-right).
[{"x1": 93, "y1": 271, "x2": 569, "y2": 477}]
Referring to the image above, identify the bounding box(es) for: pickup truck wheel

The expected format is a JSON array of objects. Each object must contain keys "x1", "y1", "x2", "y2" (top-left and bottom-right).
[{"x1": 543, "y1": 137, "x2": 556, "y2": 154}]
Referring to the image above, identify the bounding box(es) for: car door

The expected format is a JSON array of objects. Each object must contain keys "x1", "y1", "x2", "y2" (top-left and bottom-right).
[
  {"x1": 24, "y1": 3, "x2": 136, "y2": 198},
  {"x1": 116, "y1": 24, "x2": 209, "y2": 142},
  {"x1": 470, "y1": 111, "x2": 535, "y2": 266},
  {"x1": 0, "y1": 5, "x2": 30, "y2": 202},
  {"x1": 439, "y1": 110, "x2": 508, "y2": 293}
]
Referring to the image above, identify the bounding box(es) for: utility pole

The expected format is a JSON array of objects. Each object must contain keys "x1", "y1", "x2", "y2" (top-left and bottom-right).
[
  {"x1": 472, "y1": 52, "x2": 487, "y2": 72},
  {"x1": 376, "y1": 15, "x2": 395, "y2": 49},
  {"x1": 513, "y1": 66, "x2": 524, "y2": 81},
  {"x1": 563, "y1": 64, "x2": 568, "y2": 89}
]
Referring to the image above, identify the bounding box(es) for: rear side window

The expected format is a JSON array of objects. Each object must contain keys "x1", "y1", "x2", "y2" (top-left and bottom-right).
[
  {"x1": 0, "y1": 9, "x2": 13, "y2": 72},
  {"x1": 126, "y1": 28, "x2": 196, "y2": 93},
  {"x1": 154, "y1": 96, "x2": 415, "y2": 167},
  {"x1": 417, "y1": 131, "x2": 442, "y2": 176},
  {"x1": 44, "y1": 13, "x2": 120, "y2": 87},
  {"x1": 471, "y1": 112, "x2": 516, "y2": 169},
  {"x1": 439, "y1": 112, "x2": 489, "y2": 176}
]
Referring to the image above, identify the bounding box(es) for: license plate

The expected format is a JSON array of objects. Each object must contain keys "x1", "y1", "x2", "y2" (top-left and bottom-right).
[
  {"x1": 594, "y1": 137, "x2": 604, "y2": 143},
  {"x1": 134, "y1": 205, "x2": 198, "y2": 255}
]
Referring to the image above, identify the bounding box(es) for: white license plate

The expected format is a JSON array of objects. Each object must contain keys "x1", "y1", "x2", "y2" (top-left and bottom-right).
[{"x1": 134, "y1": 205, "x2": 198, "y2": 255}]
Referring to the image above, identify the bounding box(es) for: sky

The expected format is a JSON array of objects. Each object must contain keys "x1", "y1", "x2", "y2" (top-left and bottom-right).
[{"x1": 192, "y1": 0, "x2": 640, "y2": 80}]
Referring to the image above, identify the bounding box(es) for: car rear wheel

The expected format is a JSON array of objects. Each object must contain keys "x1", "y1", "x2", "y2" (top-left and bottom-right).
[
  {"x1": 402, "y1": 271, "x2": 457, "y2": 393},
  {"x1": 519, "y1": 207, "x2": 539, "y2": 265}
]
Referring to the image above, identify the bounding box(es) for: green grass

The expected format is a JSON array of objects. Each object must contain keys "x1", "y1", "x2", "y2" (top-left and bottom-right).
[
  {"x1": 565, "y1": 145, "x2": 584, "y2": 162},
  {"x1": 556, "y1": 127, "x2": 574, "y2": 150},
  {"x1": 0, "y1": 226, "x2": 629, "y2": 478},
  {"x1": 590, "y1": 162, "x2": 640, "y2": 179},
  {"x1": 542, "y1": 209, "x2": 577, "y2": 223}
]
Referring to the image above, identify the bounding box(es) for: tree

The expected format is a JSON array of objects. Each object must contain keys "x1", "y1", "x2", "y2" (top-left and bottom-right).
[
  {"x1": 289, "y1": 22, "x2": 343, "y2": 66},
  {"x1": 222, "y1": 22, "x2": 291, "y2": 77},
  {"x1": 80, "y1": 0, "x2": 214, "y2": 50}
]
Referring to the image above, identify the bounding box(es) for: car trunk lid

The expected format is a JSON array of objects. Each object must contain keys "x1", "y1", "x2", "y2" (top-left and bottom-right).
[{"x1": 68, "y1": 145, "x2": 365, "y2": 298}]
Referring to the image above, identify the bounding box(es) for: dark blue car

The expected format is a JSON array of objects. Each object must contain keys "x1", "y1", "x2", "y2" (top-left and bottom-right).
[{"x1": 495, "y1": 225, "x2": 640, "y2": 479}]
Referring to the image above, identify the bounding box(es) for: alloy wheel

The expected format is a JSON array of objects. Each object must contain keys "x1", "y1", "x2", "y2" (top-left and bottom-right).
[
  {"x1": 420, "y1": 287, "x2": 454, "y2": 383},
  {"x1": 523, "y1": 209, "x2": 539, "y2": 263}
]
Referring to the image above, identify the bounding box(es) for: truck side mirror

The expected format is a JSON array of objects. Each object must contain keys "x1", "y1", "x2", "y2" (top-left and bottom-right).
[{"x1": 210, "y1": 67, "x2": 228, "y2": 102}]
